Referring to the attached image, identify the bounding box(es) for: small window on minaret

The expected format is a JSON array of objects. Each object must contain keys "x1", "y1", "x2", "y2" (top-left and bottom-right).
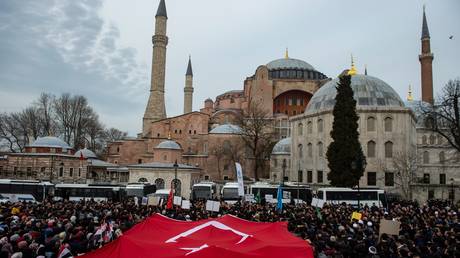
[
  {"x1": 157, "y1": 133, "x2": 160, "y2": 137},
  {"x1": 194, "y1": 130, "x2": 196, "y2": 134}
]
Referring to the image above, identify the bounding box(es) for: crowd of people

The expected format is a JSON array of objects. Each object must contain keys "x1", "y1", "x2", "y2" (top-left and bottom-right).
[{"x1": 0, "y1": 198, "x2": 458, "y2": 258}]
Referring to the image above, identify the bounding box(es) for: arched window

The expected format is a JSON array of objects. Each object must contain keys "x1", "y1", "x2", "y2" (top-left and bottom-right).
[
  {"x1": 155, "y1": 178, "x2": 165, "y2": 189},
  {"x1": 367, "y1": 117, "x2": 376, "y2": 132},
  {"x1": 384, "y1": 141, "x2": 393, "y2": 158},
  {"x1": 423, "y1": 151, "x2": 430, "y2": 164},
  {"x1": 59, "y1": 167, "x2": 64, "y2": 177},
  {"x1": 439, "y1": 151, "x2": 445, "y2": 164},
  {"x1": 307, "y1": 143, "x2": 313, "y2": 157},
  {"x1": 422, "y1": 135, "x2": 427, "y2": 144},
  {"x1": 298, "y1": 144, "x2": 303, "y2": 159},
  {"x1": 317, "y1": 119, "x2": 323, "y2": 133},
  {"x1": 298, "y1": 123, "x2": 303, "y2": 136},
  {"x1": 138, "y1": 177, "x2": 148, "y2": 183},
  {"x1": 367, "y1": 141, "x2": 376, "y2": 158},
  {"x1": 318, "y1": 142, "x2": 323, "y2": 157},
  {"x1": 384, "y1": 117, "x2": 393, "y2": 132},
  {"x1": 437, "y1": 135, "x2": 443, "y2": 145},
  {"x1": 429, "y1": 134, "x2": 435, "y2": 145},
  {"x1": 172, "y1": 179, "x2": 181, "y2": 196},
  {"x1": 307, "y1": 121, "x2": 312, "y2": 134}
]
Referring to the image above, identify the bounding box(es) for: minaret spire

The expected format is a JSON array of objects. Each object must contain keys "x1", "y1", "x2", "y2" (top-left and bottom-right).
[
  {"x1": 364, "y1": 65, "x2": 368, "y2": 75},
  {"x1": 419, "y1": 5, "x2": 434, "y2": 104},
  {"x1": 285, "y1": 48, "x2": 289, "y2": 59},
  {"x1": 184, "y1": 55, "x2": 194, "y2": 114},
  {"x1": 347, "y1": 54, "x2": 357, "y2": 75},
  {"x1": 143, "y1": 0, "x2": 169, "y2": 136},
  {"x1": 407, "y1": 84, "x2": 414, "y2": 101}
]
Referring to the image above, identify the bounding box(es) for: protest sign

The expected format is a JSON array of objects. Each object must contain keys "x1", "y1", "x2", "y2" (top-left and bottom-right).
[{"x1": 181, "y1": 200, "x2": 191, "y2": 210}]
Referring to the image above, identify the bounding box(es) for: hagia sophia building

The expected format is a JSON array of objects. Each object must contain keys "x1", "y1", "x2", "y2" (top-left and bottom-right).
[
  {"x1": 1, "y1": 0, "x2": 457, "y2": 202},
  {"x1": 103, "y1": 0, "x2": 458, "y2": 202}
]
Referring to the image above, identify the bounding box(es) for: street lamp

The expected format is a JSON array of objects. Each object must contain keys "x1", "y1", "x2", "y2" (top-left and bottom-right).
[
  {"x1": 450, "y1": 178, "x2": 455, "y2": 206},
  {"x1": 351, "y1": 156, "x2": 367, "y2": 210},
  {"x1": 173, "y1": 160, "x2": 178, "y2": 196},
  {"x1": 282, "y1": 159, "x2": 287, "y2": 186}
]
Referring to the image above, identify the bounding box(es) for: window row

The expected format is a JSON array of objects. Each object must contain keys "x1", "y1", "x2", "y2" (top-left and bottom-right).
[
  {"x1": 421, "y1": 134, "x2": 444, "y2": 145},
  {"x1": 275, "y1": 97, "x2": 305, "y2": 107},
  {"x1": 304, "y1": 170, "x2": 324, "y2": 184},
  {"x1": 421, "y1": 151, "x2": 459, "y2": 164},
  {"x1": 366, "y1": 141, "x2": 394, "y2": 158},
  {"x1": 297, "y1": 142, "x2": 324, "y2": 158},
  {"x1": 366, "y1": 116, "x2": 393, "y2": 132},
  {"x1": 297, "y1": 119, "x2": 323, "y2": 136}
]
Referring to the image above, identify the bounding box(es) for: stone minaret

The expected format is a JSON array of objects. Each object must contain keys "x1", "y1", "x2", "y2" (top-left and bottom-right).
[
  {"x1": 143, "y1": 0, "x2": 168, "y2": 135},
  {"x1": 183, "y1": 56, "x2": 194, "y2": 114},
  {"x1": 419, "y1": 6, "x2": 434, "y2": 104}
]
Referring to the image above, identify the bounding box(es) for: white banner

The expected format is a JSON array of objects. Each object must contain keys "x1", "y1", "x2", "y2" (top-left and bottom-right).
[{"x1": 235, "y1": 162, "x2": 244, "y2": 196}]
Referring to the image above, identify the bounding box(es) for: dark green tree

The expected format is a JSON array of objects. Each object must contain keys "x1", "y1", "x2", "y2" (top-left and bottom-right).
[{"x1": 326, "y1": 75, "x2": 366, "y2": 187}]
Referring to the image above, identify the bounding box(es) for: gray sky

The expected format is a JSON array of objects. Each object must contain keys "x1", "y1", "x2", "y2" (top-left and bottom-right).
[{"x1": 1, "y1": 0, "x2": 459, "y2": 135}]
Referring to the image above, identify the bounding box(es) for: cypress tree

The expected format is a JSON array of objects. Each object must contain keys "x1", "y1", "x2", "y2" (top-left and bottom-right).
[{"x1": 326, "y1": 74, "x2": 365, "y2": 187}]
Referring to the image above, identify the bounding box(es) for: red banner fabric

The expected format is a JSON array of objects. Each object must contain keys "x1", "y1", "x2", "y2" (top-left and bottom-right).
[{"x1": 80, "y1": 214, "x2": 314, "y2": 258}]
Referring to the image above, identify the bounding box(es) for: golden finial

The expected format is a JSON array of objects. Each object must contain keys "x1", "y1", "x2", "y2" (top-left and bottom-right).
[
  {"x1": 168, "y1": 131, "x2": 171, "y2": 140},
  {"x1": 285, "y1": 47, "x2": 289, "y2": 59},
  {"x1": 407, "y1": 84, "x2": 414, "y2": 101},
  {"x1": 347, "y1": 54, "x2": 357, "y2": 75}
]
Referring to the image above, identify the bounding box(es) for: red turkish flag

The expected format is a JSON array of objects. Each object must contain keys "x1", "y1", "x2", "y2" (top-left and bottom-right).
[
  {"x1": 80, "y1": 214, "x2": 314, "y2": 258},
  {"x1": 166, "y1": 189, "x2": 174, "y2": 209},
  {"x1": 79, "y1": 151, "x2": 84, "y2": 161}
]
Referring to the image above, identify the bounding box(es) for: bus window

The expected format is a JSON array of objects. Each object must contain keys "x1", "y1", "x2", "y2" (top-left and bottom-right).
[{"x1": 317, "y1": 190, "x2": 324, "y2": 199}]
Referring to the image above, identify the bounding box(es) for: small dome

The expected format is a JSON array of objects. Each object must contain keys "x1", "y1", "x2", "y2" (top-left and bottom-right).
[
  {"x1": 209, "y1": 124, "x2": 242, "y2": 134},
  {"x1": 267, "y1": 58, "x2": 315, "y2": 71},
  {"x1": 305, "y1": 74, "x2": 404, "y2": 114},
  {"x1": 74, "y1": 148, "x2": 97, "y2": 159},
  {"x1": 272, "y1": 137, "x2": 291, "y2": 154},
  {"x1": 29, "y1": 136, "x2": 71, "y2": 149},
  {"x1": 156, "y1": 140, "x2": 181, "y2": 150}
]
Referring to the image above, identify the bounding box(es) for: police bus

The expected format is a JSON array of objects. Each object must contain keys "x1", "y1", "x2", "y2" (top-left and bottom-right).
[
  {"x1": 312, "y1": 187, "x2": 387, "y2": 208},
  {"x1": 125, "y1": 183, "x2": 156, "y2": 198},
  {"x1": 191, "y1": 182, "x2": 217, "y2": 200},
  {"x1": 0, "y1": 179, "x2": 54, "y2": 202},
  {"x1": 54, "y1": 183, "x2": 125, "y2": 202}
]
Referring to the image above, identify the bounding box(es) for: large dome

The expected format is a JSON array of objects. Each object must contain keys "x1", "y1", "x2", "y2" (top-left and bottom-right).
[
  {"x1": 209, "y1": 124, "x2": 241, "y2": 134},
  {"x1": 29, "y1": 136, "x2": 71, "y2": 149},
  {"x1": 155, "y1": 140, "x2": 181, "y2": 150},
  {"x1": 267, "y1": 58, "x2": 315, "y2": 71},
  {"x1": 305, "y1": 74, "x2": 404, "y2": 114},
  {"x1": 272, "y1": 137, "x2": 291, "y2": 155}
]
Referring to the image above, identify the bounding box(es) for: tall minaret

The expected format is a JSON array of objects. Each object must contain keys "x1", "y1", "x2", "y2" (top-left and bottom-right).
[
  {"x1": 143, "y1": 0, "x2": 168, "y2": 135},
  {"x1": 183, "y1": 56, "x2": 194, "y2": 114},
  {"x1": 419, "y1": 6, "x2": 434, "y2": 104}
]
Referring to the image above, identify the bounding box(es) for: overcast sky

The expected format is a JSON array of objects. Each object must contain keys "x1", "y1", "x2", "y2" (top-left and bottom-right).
[{"x1": 1, "y1": 0, "x2": 459, "y2": 135}]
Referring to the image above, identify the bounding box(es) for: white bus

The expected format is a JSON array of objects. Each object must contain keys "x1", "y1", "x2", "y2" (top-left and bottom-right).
[
  {"x1": 312, "y1": 187, "x2": 387, "y2": 208},
  {"x1": 0, "y1": 179, "x2": 54, "y2": 202},
  {"x1": 125, "y1": 183, "x2": 157, "y2": 198},
  {"x1": 54, "y1": 184, "x2": 124, "y2": 202},
  {"x1": 191, "y1": 182, "x2": 217, "y2": 200},
  {"x1": 221, "y1": 182, "x2": 241, "y2": 203}
]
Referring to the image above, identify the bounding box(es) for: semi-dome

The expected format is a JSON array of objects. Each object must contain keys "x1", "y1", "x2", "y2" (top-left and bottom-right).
[
  {"x1": 272, "y1": 137, "x2": 291, "y2": 154},
  {"x1": 209, "y1": 124, "x2": 241, "y2": 134},
  {"x1": 267, "y1": 58, "x2": 315, "y2": 71},
  {"x1": 29, "y1": 136, "x2": 71, "y2": 149},
  {"x1": 305, "y1": 74, "x2": 404, "y2": 114},
  {"x1": 156, "y1": 140, "x2": 181, "y2": 150},
  {"x1": 74, "y1": 148, "x2": 97, "y2": 159}
]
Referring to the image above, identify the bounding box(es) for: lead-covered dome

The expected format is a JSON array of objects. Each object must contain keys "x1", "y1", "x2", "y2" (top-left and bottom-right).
[
  {"x1": 209, "y1": 124, "x2": 241, "y2": 134},
  {"x1": 74, "y1": 148, "x2": 97, "y2": 159},
  {"x1": 156, "y1": 140, "x2": 181, "y2": 150},
  {"x1": 305, "y1": 74, "x2": 404, "y2": 114},
  {"x1": 266, "y1": 57, "x2": 327, "y2": 80},
  {"x1": 267, "y1": 58, "x2": 315, "y2": 71},
  {"x1": 29, "y1": 136, "x2": 71, "y2": 149},
  {"x1": 272, "y1": 137, "x2": 291, "y2": 155}
]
